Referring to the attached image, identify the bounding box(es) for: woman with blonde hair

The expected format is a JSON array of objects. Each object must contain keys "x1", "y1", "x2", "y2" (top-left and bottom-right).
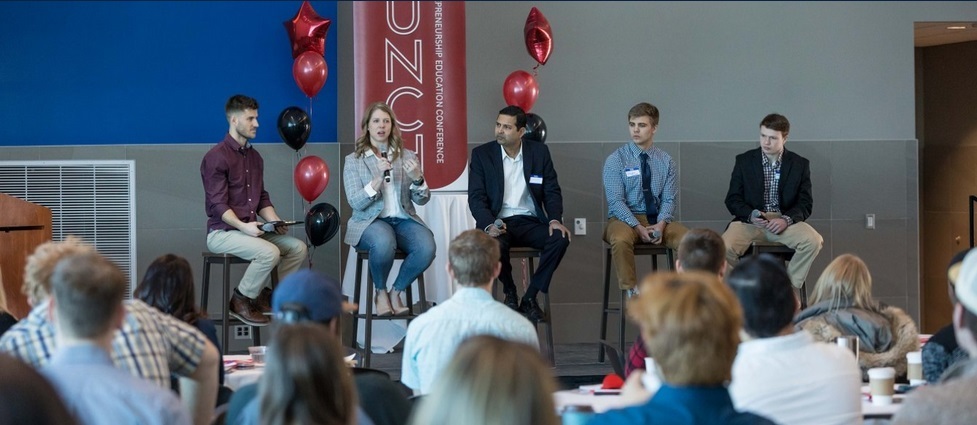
[
  {"x1": 343, "y1": 101, "x2": 435, "y2": 316},
  {"x1": 409, "y1": 335, "x2": 559, "y2": 425},
  {"x1": 253, "y1": 323, "x2": 358, "y2": 425},
  {"x1": 795, "y1": 253, "x2": 920, "y2": 378}
]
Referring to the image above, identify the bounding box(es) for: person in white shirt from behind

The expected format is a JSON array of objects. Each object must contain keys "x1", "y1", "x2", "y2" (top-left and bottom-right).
[
  {"x1": 402, "y1": 229, "x2": 539, "y2": 394},
  {"x1": 727, "y1": 255, "x2": 862, "y2": 425}
]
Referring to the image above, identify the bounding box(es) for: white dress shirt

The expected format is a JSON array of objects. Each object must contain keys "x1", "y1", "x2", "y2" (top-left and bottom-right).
[
  {"x1": 729, "y1": 331, "x2": 863, "y2": 425},
  {"x1": 498, "y1": 145, "x2": 536, "y2": 219},
  {"x1": 401, "y1": 287, "x2": 539, "y2": 393}
]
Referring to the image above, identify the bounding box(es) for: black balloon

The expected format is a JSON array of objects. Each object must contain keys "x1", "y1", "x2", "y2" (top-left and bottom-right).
[
  {"x1": 523, "y1": 113, "x2": 547, "y2": 143},
  {"x1": 278, "y1": 106, "x2": 311, "y2": 151},
  {"x1": 305, "y1": 202, "x2": 339, "y2": 247}
]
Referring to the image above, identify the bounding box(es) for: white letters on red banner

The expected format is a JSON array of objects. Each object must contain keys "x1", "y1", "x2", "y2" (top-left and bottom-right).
[{"x1": 354, "y1": 1, "x2": 467, "y2": 190}]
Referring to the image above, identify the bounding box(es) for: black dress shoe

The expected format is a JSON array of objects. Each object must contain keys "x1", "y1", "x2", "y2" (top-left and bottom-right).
[
  {"x1": 502, "y1": 288, "x2": 520, "y2": 311},
  {"x1": 519, "y1": 297, "x2": 545, "y2": 323}
]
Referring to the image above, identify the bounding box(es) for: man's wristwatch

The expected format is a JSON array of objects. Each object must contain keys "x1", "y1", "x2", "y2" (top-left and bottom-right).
[{"x1": 412, "y1": 176, "x2": 425, "y2": 186}]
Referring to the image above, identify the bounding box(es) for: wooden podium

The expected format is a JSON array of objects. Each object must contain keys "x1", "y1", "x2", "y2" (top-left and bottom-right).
[{"x1": 0, "y1": 193, "x2": 52, "y2": 318}]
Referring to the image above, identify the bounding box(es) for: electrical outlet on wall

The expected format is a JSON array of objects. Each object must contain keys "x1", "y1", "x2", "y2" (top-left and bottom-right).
[
  {"x1": 234, "y1": 325, "x2": 251, "y2": 340},
  {"x1": 574, "y1": 218, "x2": 586, "y2": 235}
]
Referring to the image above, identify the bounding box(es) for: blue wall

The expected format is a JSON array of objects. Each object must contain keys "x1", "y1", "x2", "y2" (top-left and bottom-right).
[{"x1": 0, "y1": 1, "x2": 337, "y2": 146}]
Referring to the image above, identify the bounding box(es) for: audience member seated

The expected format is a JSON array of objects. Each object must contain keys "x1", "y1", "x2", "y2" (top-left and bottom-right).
[
  {"x1": 134, "y1": 253, "x2": 231, "y2": 405},
  {"x1": 625, "y1": 228, "x2": 726, "y2": 377},
  {"x1": 409, "y1": 335, "x2": 559, "y2": 425},
  {"x1": 250, "y1": 323, "x2": 357, "y2": 425},
  {"x1": 227, "y1": 269, "x2": 397, "y2": 425},
  {"x1": 0, "y1": 353, "x2": 77, "y2": 425},
  {"x1": 795, "y1": 253, "x2": 919, "y2": 379},
  {"x1": 0, "y1": 271, "x2": 17, "y2": 336},
  {"x1": 0, "y1": 237, "x2": 219, "y2": 425},
  {"x1": 892, "y1": 249, "x2": 977, "y2": 425},
  {"x1": 922, "y1": 248, "x2": 972, "y2": 383},
  {"x1": 727, "y1": 255, "x2": 862, "y2": 425},
  {"x1": 402, "y1": 230, "x2": 538, "y2": 394},
  {"x1": 590, "y1": 272, "x2": 775, "y2": 425},
  {"x1": 42, "y1": 252, "x2": 191, "y2": 425}
]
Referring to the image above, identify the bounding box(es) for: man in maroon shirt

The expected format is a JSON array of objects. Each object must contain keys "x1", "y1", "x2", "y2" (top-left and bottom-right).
[
  {"x1": 200, "y1": 95, "x2": 307, "y2": 326},
  {"x1": 625, "y1": 228, "x2": 727, "y2": 376}
]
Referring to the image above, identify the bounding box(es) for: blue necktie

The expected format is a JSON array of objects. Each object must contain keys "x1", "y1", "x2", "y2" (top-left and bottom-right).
[{"x1": 640, "y1": 152, "x2": 658, "y2": 223}]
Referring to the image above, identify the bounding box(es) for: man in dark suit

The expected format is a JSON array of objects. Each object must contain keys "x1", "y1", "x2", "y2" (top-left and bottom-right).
[
  {"x1": 468, "y1": 105, "x2": 571, "y2": 322},
  {"x1": 723, "y1": 113, "x2": 823, "y2": 290}
]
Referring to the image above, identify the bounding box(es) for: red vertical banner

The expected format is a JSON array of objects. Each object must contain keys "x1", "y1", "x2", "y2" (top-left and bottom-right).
[{"x1": 353, "y1": 1, "x2": 467, "y2": 190}]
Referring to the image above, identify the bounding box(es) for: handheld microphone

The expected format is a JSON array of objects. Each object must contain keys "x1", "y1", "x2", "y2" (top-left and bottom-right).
[
  {"x1": 381, "y1": 151, "x2": 391, "y2": 183},
  {"x1": 494, "y1": 219, "x2": 504, "y2": 229}
]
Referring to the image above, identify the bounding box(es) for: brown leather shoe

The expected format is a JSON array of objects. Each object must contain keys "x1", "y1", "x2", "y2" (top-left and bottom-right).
[
  {"x1": 256, "y1": 287, "x2": 272, "y2": 314},
  {"x1": 230, "y1": 290, "x2": 270, "y2": 326}
]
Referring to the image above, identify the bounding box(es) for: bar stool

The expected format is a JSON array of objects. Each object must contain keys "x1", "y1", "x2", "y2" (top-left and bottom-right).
[
  {"x1": 350, "y1": 248, "x2": 428, "y2": 367},
  {"x1": 738, "y1": 241, "x2": 806, "y2": 308},
  {"x1": 200, "y1": 252, "x2": 279, "y2": 354},
  {"x1": 598, "y1": 243, "x2": 673, "y2": 363},
  {"x1": 502, "y1": 247, "x2": 556, "y2": 365}
]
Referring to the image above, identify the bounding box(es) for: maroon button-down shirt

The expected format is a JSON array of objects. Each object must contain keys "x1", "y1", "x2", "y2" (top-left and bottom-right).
[{"x1": 200, "y1": 134, "x2": 273, "y2": 232}]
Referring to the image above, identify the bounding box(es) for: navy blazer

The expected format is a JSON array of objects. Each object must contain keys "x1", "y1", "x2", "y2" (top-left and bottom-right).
[
  {"x1": 468, "y1": 140, "x2": 564, "y2": 230},
  {"x1": 724, "y1": 148, "x2": 813, "y2": 224}
]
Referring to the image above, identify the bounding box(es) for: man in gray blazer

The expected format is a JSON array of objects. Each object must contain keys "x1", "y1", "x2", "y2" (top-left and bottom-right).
[{"x1": 468, "y1": 105, "x2": 570, "y2": 322}]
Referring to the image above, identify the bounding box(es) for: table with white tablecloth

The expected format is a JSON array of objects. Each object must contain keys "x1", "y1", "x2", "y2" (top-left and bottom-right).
[{"x1": 341, "y1": 192, "x2": 476, "y2": 353}]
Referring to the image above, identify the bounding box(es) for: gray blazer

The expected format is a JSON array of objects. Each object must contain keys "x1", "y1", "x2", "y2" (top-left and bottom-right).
[{"x1": 343, "y1": 148, "x2": 430, "y2": 246}]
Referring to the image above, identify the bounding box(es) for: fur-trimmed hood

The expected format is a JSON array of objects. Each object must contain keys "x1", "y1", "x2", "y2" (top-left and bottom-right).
[{"x1": 795, "y1": 302, "x2": 919, "y2": 379}]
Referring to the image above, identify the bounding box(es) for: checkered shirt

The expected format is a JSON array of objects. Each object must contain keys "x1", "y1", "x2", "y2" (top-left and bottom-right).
[
  {"x1": 603, "y1": 142, "x2": 678, "y2": 227},
  {"x1": 0, "y1": 299, "x2": 208, "y2": 388}
]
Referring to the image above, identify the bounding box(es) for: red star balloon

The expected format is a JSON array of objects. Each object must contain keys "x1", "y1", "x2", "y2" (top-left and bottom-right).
[
  {"x1": 284, "y1": 1, "x2": 332, "y2": 59},
  {"x1": 524, "y1": 7, "x2": 553, "y2": 66}
]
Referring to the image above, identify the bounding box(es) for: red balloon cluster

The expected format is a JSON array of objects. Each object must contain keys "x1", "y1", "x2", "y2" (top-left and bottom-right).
[
  {"x1": 294, "y1": 155, "x2": 330, "y2": 202},
  {"x1": 502, "y1": 7, "x2": 554, "y2": 113},
  {"x1": 285, "y1": 1, "x2": 331, "y2": 98}
]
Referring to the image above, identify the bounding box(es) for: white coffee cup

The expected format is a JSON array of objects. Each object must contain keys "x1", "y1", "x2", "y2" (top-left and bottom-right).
[
  {"x1": 642, "y1": 357, "x2": 662, "y2": 393},
  {"x1": 867, "y1": 367, "x2": 896, "y2": 405},
  {"x1": 906, "y1": 351, "x2": 924, "y2": 385}
]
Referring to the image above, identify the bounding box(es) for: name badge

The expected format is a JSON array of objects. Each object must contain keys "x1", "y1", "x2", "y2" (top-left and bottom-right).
[
  {"x1": 774, "y1": 171, "x2": 781, "y2": 181},
  {"x1": 529, "y1": 175, "x2": 543, "y2": 185},
  {"x1": 625, "y1": 167, "x2": 640, "y2": 178}
]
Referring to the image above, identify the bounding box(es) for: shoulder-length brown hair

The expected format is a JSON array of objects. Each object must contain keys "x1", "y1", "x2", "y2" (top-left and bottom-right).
[
  {"x1": 134, "y1": 254, "x2": 204, "y2": 325},
  {"x1": 259, "y1": 323, "x2": 356, "y2": 425},
  {"x1": 354, "y1": 101, "x2": 404, "y2": 161}
]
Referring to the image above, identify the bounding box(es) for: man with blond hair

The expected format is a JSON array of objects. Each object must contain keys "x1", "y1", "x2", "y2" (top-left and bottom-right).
[
  {"x1": 0, "y1": 237, "x2": 219, "y2": 425},
  {"x1": 591, "y1": 272, "x2": 775, "y2": 424},
  {"x1": 402, "y1": 229, "x2": 538, "y2": 394}
]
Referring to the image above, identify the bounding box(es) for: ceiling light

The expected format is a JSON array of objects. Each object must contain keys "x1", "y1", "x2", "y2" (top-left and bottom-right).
[{"x1": 946, "y1": 25, "x2": 968, "y2": 30}]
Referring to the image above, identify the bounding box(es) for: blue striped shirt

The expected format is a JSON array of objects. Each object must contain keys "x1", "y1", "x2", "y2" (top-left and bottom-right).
[{"x1": 603, "y1": 142, "x2": 678, "y2": 227}]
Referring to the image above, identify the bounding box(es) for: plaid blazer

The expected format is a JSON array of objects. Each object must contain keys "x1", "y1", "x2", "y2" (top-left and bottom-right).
[{"x1": 343, "y1": 148, "x2": 430, "y2": 246}]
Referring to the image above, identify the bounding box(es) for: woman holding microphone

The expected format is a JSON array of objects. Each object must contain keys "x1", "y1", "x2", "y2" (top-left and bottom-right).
[{"x1": 343, "y1": 102, "x2": 435, "y2": 316}]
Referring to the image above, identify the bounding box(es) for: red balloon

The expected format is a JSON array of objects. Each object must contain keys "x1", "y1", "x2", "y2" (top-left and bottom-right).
[
  {"x1": 294, "y1": 155, "x2": 330, "y2": 202},
  {"x1": 293, "y1": 51, "x2": 328, "y2": 98},
  {"x1": 502, "y1": 70, "x2": 539, "y2": 112},
  {"x1": 524, "y1": 7, "x2": 553, "y2": 65},
  {"x1": 283, "y1": 1, "x2": 332, "y2": 59}
]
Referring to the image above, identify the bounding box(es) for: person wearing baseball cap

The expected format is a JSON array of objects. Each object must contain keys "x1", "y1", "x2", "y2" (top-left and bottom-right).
[
  {"x1": 228, "y1": 270, "x2": 407, "y2": 425},
  {"x1": 894, "y1": 250, "x2": 977, "y2": 425}
]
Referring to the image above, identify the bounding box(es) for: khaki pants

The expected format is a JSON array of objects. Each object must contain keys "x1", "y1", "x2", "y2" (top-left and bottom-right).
[
  {"x1": 603, "y1": 216, "x2": 689, "y2": 290},
  {"x1": 722, "y1": 221, "x2": 823, "y2": 288},
  {"x1": 206, "y1": 230, "x2": 308, "y2": 298}
]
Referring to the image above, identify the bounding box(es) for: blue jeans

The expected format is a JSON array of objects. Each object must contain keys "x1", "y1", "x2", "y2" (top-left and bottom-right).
[{"x1": 355, "y1": 217, "x2": 436, "y2": 291}]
